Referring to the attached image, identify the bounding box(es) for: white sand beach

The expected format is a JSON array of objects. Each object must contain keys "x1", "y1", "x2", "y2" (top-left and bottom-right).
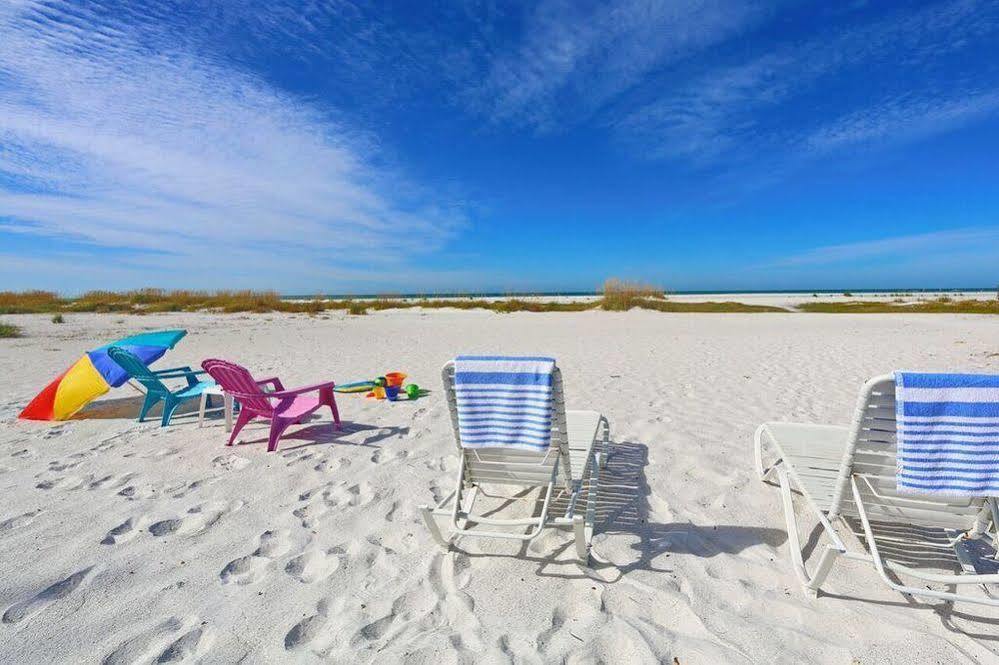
[{"x1": 2, "y1": 309, "x2": 998, "y2": 664}]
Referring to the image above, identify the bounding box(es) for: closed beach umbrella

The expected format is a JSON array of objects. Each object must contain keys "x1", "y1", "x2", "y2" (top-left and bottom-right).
[{"x1": 19, "y1": 329, "x2": 188, "y2": 421}]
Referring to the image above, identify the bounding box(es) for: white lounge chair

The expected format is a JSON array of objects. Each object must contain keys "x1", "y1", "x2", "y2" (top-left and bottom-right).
[
  {"x1": 421, "y1": 360, "x2": 609, "y2": 563},
  {"x1": 755, "y1": 374, "x2": 999, "y2": 606}
]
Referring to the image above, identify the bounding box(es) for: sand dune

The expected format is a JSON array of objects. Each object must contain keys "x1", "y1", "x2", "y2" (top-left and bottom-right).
[{"x1": 1, "y1": 309, "x2": 998, "y2": 663}]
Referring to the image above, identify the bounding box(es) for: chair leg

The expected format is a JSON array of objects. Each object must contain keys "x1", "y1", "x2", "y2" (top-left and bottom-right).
[
  {"x1": 572, "y1": 514, "x2": 590, "y2": 564},
  {"x1": 198, "y1": 393, "x2": 208, "y2": 428},
  {"x1": 322, "y1": 387, "x2": 342, "y2": 431},
  {"x1": 330, "y1": 395, "x2": 342, "y2": 431},
  {"x1": 267, "y1": 418, "x2": 293, "y2": 452},
  {"x1": 138, "y1": 394, "x2": 160, "y2": 422},
  {"x1": 160, "y1": 398, "x2": 180, "y2": 427},
  {"x1": 229, "y1": 409, "x2": 254, "y2": 446},
  {"x1": 420, "y1": 505, "x2": 453, "y2": 550},
  {"x1": 775, "y1": 466, "x2": 846, "y2": 596},
  {"x1": 224, "y1": 394, "x2": 234, "y2": 433}
]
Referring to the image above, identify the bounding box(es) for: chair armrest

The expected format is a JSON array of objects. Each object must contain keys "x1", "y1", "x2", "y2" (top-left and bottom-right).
[
  {"x1": 255, "y1": 376, "x2": 285, "y2": 391},
  {"x1": 267, "y1": 381, "x2": 336, "y2": 398},
  {"x1": 155, "y1": 368, "x2": 207, "y2": 379},
  {"x1": 153, "y1": 365, "x2": 191, "y2": 374}
]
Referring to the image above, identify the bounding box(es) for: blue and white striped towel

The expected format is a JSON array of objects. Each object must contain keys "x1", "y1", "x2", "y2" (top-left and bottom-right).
[
  {"x1": 454, "y1": 355, "x2": 555, "y2": 452},
  {"x1": 896, "y1": 372, "x2": 999, "y2": 496}
]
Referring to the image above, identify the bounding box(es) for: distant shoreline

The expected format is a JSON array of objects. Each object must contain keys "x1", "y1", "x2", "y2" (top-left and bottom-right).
[{"x1": 282, "y1": 287, "x2": 997, "y2": 300}]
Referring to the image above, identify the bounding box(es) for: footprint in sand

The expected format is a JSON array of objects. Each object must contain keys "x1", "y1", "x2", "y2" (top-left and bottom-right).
[
  {"x1": 0, "y1": 509, "x2": 43, "y2": 533},
  {"x1": 118, "y1": 483, "x2": 160, "y2": 500},
  {"x1": 102, "y1": 516, "x2": 145, "y2": 545},
  {"x1": 219, "y1": 530, "x2": 293, "y2": 585},
  {"x1": 370, "y1": 448, "x2": 409, "y2": 464},
  {"x1": 211, "y1": 454, "x2": 250, "y2": 473},
  {"x1": 102, "y1": 616, "x2": 211, "y2": 665},
  {"x1": 166, "y1": 478, "x2": 218, "y2": 499},
  {"x1": 292, "y1": 502, "x2": 328, "y2": 529},
  {"x1": 35, "y1": 475, "x2": 86, "y2": 491},
  {"x1": 322, "y1": 482, "x2": 375, "y2": 508},
  {"x1": 43, "y1": 425, "x2": 68, "y2": 439},
  {"x1": 89, "y1": 473, "x2": 138, "y2": 490},
  {"x1": 2, "y1": 566, "x2": 93, "y2": 624},
  {"x1": 312, "y1": 456, "x2": 344, "y2": 474},
  {"x1": 11, "y1": 448, "x2": 34, "y2": 459},
  {"x1": 282, "y1": 451, "x2": 318, "y2": 467},
  {"x1": 48, "y1": 458, "x2": 84, "y2": 472},
  {"x1": 284, "y1": 546, "x2": 345, "y2": 583},
  {"x1": 285, "y1": 599, "x2": 333, "y2": 651},
  {"x1": 293, "y1": 482, "x2": 375, "y2": 527},
  {"x1": 156, "y1": 625, "x2": 214, "y2": 663},
  {"x1": 149, "y1": 500, "x2": 244, "y2": 538}
]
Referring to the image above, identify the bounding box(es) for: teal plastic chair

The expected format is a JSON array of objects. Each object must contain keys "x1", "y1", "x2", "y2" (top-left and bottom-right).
[{"x1": 107, "y1": 346, "x2": 216, "y2": 427}]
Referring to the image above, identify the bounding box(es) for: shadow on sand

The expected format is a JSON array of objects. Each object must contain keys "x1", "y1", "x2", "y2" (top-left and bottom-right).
[{"x1": 448, "y1": 438, "x2": 786, "y2": 582}]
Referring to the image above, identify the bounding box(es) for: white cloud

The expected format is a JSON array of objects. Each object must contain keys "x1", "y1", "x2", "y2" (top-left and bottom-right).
[{"x1": 0, "y1": 0, "x2": 464, "y2": 290}]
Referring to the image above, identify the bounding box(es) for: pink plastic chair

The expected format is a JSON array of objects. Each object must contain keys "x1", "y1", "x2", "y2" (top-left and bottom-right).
[{"x1": 201, "y1": 359, "x2": 341, "y2": 452}]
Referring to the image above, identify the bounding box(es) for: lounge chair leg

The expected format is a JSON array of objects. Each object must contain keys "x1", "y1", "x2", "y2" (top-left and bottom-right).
[
  {"x1": 421, "y1": 505, "x2": 452, "y2": 550},
  {"x1": 573, "y1": 515, "x2": 589, "y2": 564},
  {"x1": 776, "y1": 467, "x2": 842, "y2": 596},
  {"x1": 754, "y1": 425, "x2": 779, "y2": 482},
  {"x1": 806, "y1": 546, "x2": 841, "y2": 595}
]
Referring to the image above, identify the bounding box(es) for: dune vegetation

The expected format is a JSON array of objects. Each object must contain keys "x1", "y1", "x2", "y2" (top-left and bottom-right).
[
  {"x1": 797, "y1": 298, "x2": 999, "y2": 314},
  {"x1": 0, "y1": 322, "x2": 23, "y2": 338},
  {"x1": 0, "y1": 282, "x2": 785, "y2": 316},
  {"x1": 4, "y1": 285, "x2": 996, "y2": 316}
]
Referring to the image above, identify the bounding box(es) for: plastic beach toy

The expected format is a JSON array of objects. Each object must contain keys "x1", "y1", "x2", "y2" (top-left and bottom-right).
[
  {"x1": 384, "y1": 372, "x2": 407, "y2": 387},
  {"x1": 334, "y1": 381, "x2": 375, "y2": 394},
  {"x1": 405, "y1": 384, "x2": 420, "y2": 400}
]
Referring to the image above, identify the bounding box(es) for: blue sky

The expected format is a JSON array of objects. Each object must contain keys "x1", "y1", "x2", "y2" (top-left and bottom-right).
[{"x1": 1, "y1": 0, "x2": 998, "y2": 294}]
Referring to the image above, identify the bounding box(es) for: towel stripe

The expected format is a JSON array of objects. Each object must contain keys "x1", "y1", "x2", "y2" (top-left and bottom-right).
[
  {"x1": 454, "y1": 356, "x2": 555, "y2": 452},
  {"x1": 896, "y1": 371, "x2": 999, "y2": 496}
]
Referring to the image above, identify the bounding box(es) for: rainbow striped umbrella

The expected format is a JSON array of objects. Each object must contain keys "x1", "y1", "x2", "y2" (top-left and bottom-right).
[{"x1": 19, "y1": 330, "x2": 188, "y2": 421}]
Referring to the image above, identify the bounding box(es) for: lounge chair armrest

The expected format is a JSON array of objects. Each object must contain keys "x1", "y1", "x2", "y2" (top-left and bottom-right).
[{"x1": 267, "y1": 381, "x2": 336, "y2": 398}]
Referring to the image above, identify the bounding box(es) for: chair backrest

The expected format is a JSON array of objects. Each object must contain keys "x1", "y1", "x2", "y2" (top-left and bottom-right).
[
  {"x1": 442, "y1": 360, "x2": 573, "y2": 489},
  {"x1": 828, "y1": 375, "x2": 988, "y2": 530},
  {"x1": 201, "y1": 359, "x2": 273, "y2": 415},
  {"x1": 107, "y1": 346, "x2": 167, "y2": 394}
]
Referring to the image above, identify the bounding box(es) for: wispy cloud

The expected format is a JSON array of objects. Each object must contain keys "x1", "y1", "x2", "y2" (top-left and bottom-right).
[
  {"x1": 806, "y1": 91, "x2": 999, "y2": 153},
  {"x1": 774, "y1": 228, "x2": 999, "y2": 267},
  {"x1": 465, "y1": 0, "x2": 771, "y2": 131},
  {"x1": 0, "y1": 0, "x2": 464, "y2": 290},
  {"x1": 611, "y1": 0, "x2": 999, "y2": 169}
]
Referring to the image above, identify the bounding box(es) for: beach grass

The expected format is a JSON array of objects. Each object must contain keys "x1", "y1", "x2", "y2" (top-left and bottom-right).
[
  {"x1": 0, "y1": 290, "x2": 63, "y2": 314},
  {"x1": 798, "y1": 299, "x2": 999, "y2": 314},
  {"x1": 0, "y1": 322, "x2": 22, "y2": 338},
  {"x1": 598, "y1": 279, "x2": 783, "y2": 312},
  {"x1": 631, "y1": 299, "x2": 786, "y2": 313},
  {"x1": 2, "y1": 288, "x2": 994, "y2": 316}
]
